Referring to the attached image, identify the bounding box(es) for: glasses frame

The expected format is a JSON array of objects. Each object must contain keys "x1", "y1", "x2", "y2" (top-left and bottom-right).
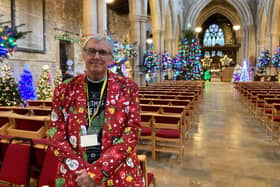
[{"x1": 83, "y1": 48, "x2": 112, "y2": 58}]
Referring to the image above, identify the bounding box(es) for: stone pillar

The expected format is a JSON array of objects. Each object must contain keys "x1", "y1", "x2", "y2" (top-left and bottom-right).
[
  {"x1": 152, "y1": 28, "x2": 165, "y2": 82},
  {"x1": 242, "y1": 25, "x2": 256, "y2": 62},
  {"x1": 235, "y1": 29, "x2": 242, "y2": 65},
  {"x1": 130, "y1": 14, "x2": 148, "y2": 86},
  {"x1": 82, "y1": 0, "x2": 107, "y2": 35},
  {"x1": 271, "y1": 32, "x2": 280, "y2": 51},
  {"x1": 169, "y1": 38, "x2": 175, "y2": 56}
]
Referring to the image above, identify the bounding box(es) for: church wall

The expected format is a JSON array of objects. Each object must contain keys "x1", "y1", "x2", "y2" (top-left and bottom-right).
[
  {"x1": 4, "y1": 0, "x2": 82, "y2": 84},
  {"x1": 107, "y1": 8, "x2": 130, "y2": 42}
]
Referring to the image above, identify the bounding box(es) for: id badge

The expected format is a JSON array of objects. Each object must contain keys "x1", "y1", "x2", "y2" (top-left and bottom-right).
[{"x1": 80, "y1": 134, "x2": 98, "y2": 147}]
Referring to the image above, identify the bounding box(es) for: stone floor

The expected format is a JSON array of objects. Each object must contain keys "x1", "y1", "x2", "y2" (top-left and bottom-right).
[{"x1": 146, "y1": 82, "x2": 280, "y2": 187}]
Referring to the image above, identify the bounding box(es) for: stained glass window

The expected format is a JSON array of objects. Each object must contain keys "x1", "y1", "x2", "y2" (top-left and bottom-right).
[{"x1": 203, "y1": 24, "x2": 224, "y2": 47}]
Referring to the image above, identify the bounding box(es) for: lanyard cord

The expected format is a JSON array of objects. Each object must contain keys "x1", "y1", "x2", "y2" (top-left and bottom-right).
[{"x1": 86, "y1": 74, "x2": 108, "y2": 126}]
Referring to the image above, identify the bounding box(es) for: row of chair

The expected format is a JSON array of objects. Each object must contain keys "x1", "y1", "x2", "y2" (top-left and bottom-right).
[{"x1": 0, "y1": 136, "x2": 156, "y2": 187}]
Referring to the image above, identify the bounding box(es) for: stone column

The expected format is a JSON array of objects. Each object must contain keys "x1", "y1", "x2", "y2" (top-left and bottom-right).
[
  {"x1": 82, "y1": 0, "x2": 107, "y2": 35},
  {"x1": 129, "y1": 14, "x2": 148, "y2": 86},
  {"x1": 152, "y1": 28, "x2": 165, "y2": 82},
  {"x1": 271, "y1": 32, "x2": 280, "y2": 51}
]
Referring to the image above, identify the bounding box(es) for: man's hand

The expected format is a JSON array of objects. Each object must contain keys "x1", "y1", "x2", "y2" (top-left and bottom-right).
[{"x1": 75, "y1": 169, "x2": 97, "y2": 187}]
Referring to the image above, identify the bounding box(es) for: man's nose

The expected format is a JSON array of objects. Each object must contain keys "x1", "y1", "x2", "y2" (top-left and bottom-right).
[{"x1": 93, "y1": 51, "x2": 101, "y2": 59}]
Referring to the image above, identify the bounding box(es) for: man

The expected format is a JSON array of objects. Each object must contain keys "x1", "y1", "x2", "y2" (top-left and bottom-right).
[{"x1": 49, "y1": 35, "x2": 144, "y2": 187}]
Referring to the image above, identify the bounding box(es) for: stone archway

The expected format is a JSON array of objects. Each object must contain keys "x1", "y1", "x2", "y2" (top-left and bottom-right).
[
  {"x1": 164, "y1": 0, "x2": 174, "y2": 56},
  {"x1": 195, "y1": 4, "x2": 242, "y2": 64},
  {"x1": 270, "y1": 0, "x2": 280, "y2": 50},
  {"x1": 256, "y1": 5, "x2": 267, "y2": 56},
  {"x1": 185, "y1": 0, "x2": 255, "y2": 60}
]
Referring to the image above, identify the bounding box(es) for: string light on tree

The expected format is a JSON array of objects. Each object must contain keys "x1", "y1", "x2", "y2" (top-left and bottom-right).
[
  {"x1": 18, "y1": 64, "x2": 37, "y2": 101},
  {"x1": 256, "y1": 49, "x2": 271, "y2": 68},
  {"x1": 161, "y1": 50, "x2": 171, "y2": 71},
  {"x1": 240, "y1": 60, "x2": 250, "y2": 81},
  {"x1": 0, "y1": 63, "x2": 22, "y2": 106},
  {"x1": 37, "y1": 65, "x2": 53, "y2": 100},
  {"x1": 272, "y1": 47, "x2": 280, "y2": 68},
  {"x1": 0, "y1": 23, "x2": 31, "y2": 62}
]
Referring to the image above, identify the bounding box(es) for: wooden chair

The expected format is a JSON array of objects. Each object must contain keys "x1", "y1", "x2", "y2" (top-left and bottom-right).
[
  {"x1": 138, "y1": 155, "x2": 156, "y2": 187},
  {"x1": 137, "y1": 114, "x2": 154, "y2": 156},
  {"x1": 267, "y1": 104, "x2": 280, "y2": 139},
  {"x1": 37, "y1": 148, "x2": 59, "y2": 187},
  {"x1": 0, "y1": 112, "x2": 49, "y2": 139},
  {"x1": 152, "y1": 115, "x2": 183, "y2": 160},
  {"x1": 0, "y1": 137, "x2": 33, "y2": 187}
]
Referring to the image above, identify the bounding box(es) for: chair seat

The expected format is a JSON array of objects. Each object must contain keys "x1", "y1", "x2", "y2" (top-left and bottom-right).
[
  {"x1": 141, "y1": 127, "x2": 152, "y2": 136},
  {"x1": 156, "y1": 129, "x2": 180, "y2": 138},
  {"x1": 33, "y1": 138, "x2": 50, "y2": 145},
  {"x1": 147, "y1": 172, "x2": 154, "y2": 185},
  {"x1": 269, "y1": 115, "x2": 280, "y2": 121},
  {"x1": 0, "y1": 143, "x2": 32, "y2": 185},
  {"x1": 265, "y1": 109, "x2": 272, "y2": 113}
]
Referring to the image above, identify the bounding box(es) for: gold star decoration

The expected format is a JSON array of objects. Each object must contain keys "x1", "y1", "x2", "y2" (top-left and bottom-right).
[
  {"x1": 201, "y1": 56, "x2": 212, "y2": 69},
  {"x1": 220, "y1": 55, "x2": 232, "y2": 67}
]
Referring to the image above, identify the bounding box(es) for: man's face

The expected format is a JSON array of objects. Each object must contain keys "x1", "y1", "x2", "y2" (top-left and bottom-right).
[{"x1": 83, "y1": 40, "x2": 113, "y2": 78}]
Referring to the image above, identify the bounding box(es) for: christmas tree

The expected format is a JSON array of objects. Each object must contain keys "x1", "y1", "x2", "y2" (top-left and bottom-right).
[
  {"x1": 192, "y1": 40, "x2": 203, "y2": 80},
  {"x1": 0, "y1": 64, "x2": 22, "y2": 106},
  {"x1": 272, "y1": 47, "x2": 280, "y2": 69},
  {"x1": 161, "y1": 50, "x2": 171, "y2": 71},
  {"x1": 54, "y1": 69, "x2": 62, "y2": 87},
  {"x1": 240, "y1": 60, "x2": 250, "y2": 82},
  {"x1": 143, "y1": 50, "x2": 159, "y2": 73},
  {"x1": 203, "y1": 69, "x2": 211, "y2": 81},
  {"x1": 0, "y1": 21, "x2": 31, "y2": 62},
  {"x1": 185, "y1": 39, "x2": 196, "y2": 80},
  {"x1": 37, "y1": 65, "x2": 53, "y2": 100},
  {"x1": 256, "y1": 49, "x2": 271, "y2": 68},
  {"x1": 19, "y1": 64, "x2": 36, "y2": 101},
  {"x1": 232, "y1": 64, "x2": 242, "y2": 82}
]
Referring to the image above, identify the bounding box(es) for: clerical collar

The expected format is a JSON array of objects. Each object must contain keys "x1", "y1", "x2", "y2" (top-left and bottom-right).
[{"x1": 87, "y1": 74, "x2": 107, "y2": 84}]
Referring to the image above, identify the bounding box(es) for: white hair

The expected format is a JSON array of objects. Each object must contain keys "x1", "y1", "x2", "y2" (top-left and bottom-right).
[{"x1": 82, "y1": 34, "x2": 114, "y2": 54}]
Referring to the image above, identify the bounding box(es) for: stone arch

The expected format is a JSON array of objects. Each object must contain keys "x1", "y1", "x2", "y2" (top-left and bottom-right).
[
  {"x1": 195, "y1": 4, "x2": 242, "y2": 64},
  {"x1": 149, "y1": 0, "x2": 163, "y2": 53},
  {"x1": 185, "y1": 0, "x2": 254, "y2": 60},
  {"x1": 174, "y1": 14, "x2": 181, "y2": 55},
  {"x1": 164, "y1": 0, "x2": 175, "y2": 55},
  {"x1": 270, "y1": 0, "x2": 280, "y2": 50},
  {"x1": 256, "y1": 5, "x2": 267, "y2": 55},
  {"x1": 195, "y1": 5, "x2": 240, "y2": 27}
]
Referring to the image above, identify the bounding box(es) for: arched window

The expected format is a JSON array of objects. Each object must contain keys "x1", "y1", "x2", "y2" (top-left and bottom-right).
[{"x1": 203, "y1": 24, "x2": 224, "y2": 47}]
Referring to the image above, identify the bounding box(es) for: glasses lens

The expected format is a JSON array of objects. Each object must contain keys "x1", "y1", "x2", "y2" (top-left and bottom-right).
[{"x1": 84, "y1": 48, "x2": 110, "y2": 57}]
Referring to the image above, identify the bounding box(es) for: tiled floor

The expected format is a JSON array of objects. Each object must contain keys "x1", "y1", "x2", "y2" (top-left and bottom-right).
[{"x1": 146, "y1": 82, "x2": 280, "y2": 187}]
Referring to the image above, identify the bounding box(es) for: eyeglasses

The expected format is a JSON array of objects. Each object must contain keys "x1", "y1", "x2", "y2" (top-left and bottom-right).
[{"x1": 83, "y1": 48, "x2": 112, "y2": 58}]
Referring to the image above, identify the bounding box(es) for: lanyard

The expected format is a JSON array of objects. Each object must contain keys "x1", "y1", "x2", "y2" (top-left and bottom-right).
[{"x1": 86, "y1": 74, "x2": 108, "y2": 126}]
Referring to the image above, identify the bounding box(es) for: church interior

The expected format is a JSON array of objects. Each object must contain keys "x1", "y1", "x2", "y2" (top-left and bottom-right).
[{"x1": 0, "y1": 0, "x2": 280, "y2": 186}]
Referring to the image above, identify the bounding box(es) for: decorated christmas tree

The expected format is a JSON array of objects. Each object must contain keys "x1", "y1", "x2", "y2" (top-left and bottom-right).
[
  {"x1": 19, "y1": 64, "x2": 36, "y2": 101},
  {"x1": 203, "y1": 69, "x2": 211, "y2": 81},
  {"x1": 192, "y1": 40, "x2": 203, "y2": 80},
  {"x1": 240, "y1": 60, "x2": 250, "y2": 82},
  {"x1": 272, "y1": 47, "x2": 280, "y2": 69},
  {"x1": 0, "y1": 21, "x2": 31, "y2": 62},
  {"x1": 0, "y1": 64, "x2": 22, "y2": 106},
  {"x1": 161, "y1": 50, "x2": 171, "y2": 71},
  {"x1": 143, "y1": 50, "x2": 159, "y2": 73},
  {"x1": 37, "y1": 65, "x2": 53, "y2": 100},
  {"x1": 232, "y1": 64, "x2": 242, "y2": 82},
  {"x1": 185, "y1": 39, "x2": 196, "y2": 80},
  {"x1": 54, "y1": 69, "x2": 62, "y2": 87},
  {"x1": 256, "y1": 49, "x2": 271, "y2": 68}
]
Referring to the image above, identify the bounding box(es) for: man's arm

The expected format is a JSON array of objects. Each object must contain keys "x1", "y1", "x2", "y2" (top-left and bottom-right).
[{"x1": 48, "y1": 84, "x2": 87, "y2": 175}]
